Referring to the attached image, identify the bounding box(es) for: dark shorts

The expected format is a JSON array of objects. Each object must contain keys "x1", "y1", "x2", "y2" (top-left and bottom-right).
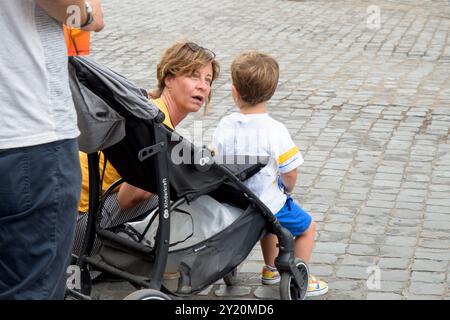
[
  {"x1": 275, "y1": 196, "x2": 312, "y2": 237},
  {"x1": 0, "y1": 139, "x2": 81, "y2": 299}
]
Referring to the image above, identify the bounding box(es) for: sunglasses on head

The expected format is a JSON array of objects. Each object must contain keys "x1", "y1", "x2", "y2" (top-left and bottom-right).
[{"x1": 185, "y1": 42, "x2": 216, "y2": 59}]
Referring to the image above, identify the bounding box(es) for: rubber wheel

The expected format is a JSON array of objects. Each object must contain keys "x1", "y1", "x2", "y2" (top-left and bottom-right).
[
  {"x1": 123, "y1": 289, "x2": 171, "y2": 300},
  {"x1": 223, "y1": 267, "x2": 238, "y2": 286},
  {"x1": 280, "y1": 259, "x2": 309, "y2": 300}
]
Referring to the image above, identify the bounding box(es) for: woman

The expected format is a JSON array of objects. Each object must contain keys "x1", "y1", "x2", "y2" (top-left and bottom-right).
[{"x1": 73, "y1": 41, "x2": 220, "y2": 257}]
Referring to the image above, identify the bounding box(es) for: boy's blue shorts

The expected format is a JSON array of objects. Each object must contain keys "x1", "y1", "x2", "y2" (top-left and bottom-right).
[{"x1": 275, "y1": 196, "x2": 312, "y2": 237}]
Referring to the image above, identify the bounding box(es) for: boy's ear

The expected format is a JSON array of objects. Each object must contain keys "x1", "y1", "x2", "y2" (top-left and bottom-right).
[{"x1": 231, "y1": 84, "x2": 240, "y2": 101}]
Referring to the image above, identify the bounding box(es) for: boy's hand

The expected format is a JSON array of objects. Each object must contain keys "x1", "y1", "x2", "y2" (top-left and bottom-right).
[
  {"x1": 277, "y1": 176, "x2": 292, "y2": 195},
  {"x1": 280, "y1": 169, "x2": 297, "y2": 195}
]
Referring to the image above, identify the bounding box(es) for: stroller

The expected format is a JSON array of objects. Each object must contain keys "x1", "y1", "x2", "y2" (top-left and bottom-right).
[{"x1": 66, "y1": 57, "x2": 309, "y2": 300}]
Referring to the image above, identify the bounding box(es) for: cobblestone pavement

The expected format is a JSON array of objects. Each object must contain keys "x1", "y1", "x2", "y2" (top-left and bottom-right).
[{"x1": 89, "y1": 0, "x2": 450, "y2": 300}]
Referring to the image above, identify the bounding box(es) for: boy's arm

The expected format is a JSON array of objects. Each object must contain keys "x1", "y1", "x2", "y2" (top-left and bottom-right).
[
  {"x1": 275, "y1": 123, "x2": 303, "y2": 194},
  {"x1": 280, "y1": 168, "x2": 297, "y2": 195}
]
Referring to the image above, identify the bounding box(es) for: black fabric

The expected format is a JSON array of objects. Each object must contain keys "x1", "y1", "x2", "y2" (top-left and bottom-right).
[
  {"x1": 69, "y1": 57, "x2": 158, "y2": 120},
  {"x1": 103, "y1": 118, "x2": 265, "y2": 200},
  {"x1": 217, "y1": 155, "x2": 269, "y2": 181},
  {"x1": 173, "y1": 205, "x2": 267, "y2": 294},
  {"x1": 207, "y1": 182, "x2": 249, "y2": 210},
  {"x1": 68, "y1": 57, "x2": 160, "y2": 153},
  {"x1": 96, "y1": 204, "x2": 268, "y2": 294},
  {"x1": 71, "y1": 58, "x2": 131, "y2": 119}
]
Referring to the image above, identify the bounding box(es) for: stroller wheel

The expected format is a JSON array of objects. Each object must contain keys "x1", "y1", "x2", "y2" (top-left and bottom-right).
[
  {"x1": 223, "y1": 267, "x2": 238, "y2": 286},
  {"x1": 280, "y1": 259, "x2": 309, "y2": 300},
  {"x1": 123, "y1": 289, "x2": 171, "y2": 300}
]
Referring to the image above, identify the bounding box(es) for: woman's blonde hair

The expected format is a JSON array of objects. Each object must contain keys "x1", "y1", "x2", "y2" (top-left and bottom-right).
[{"x1": 149, "y1": 42, "x2": 220, "y2": 112}]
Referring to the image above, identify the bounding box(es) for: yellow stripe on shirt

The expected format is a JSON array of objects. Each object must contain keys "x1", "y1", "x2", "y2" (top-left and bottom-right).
[{"x1": 277, "y1": 146, "x2": 300, "y2": 165}]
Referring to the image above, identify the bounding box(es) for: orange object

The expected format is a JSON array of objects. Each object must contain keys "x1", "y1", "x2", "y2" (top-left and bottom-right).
[{"x1": 64, "y1": 26, "x2": 90, "y2": 56}]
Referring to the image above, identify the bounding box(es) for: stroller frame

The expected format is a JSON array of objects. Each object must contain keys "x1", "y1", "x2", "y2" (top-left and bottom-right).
[
  {"x1": 67, "y1": 113, "x2": 308, "y2": 300},
  {"x1": 66, "y1": 56, "x2": 308, "y2": 300}
]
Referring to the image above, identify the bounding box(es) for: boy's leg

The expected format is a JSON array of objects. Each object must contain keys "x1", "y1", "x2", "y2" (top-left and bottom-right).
[
  {"x1": 260, "y1": 224, "x2": 315, "y2": 266},
  {"x1": 278, "y1": 198, "x2": 328, "y2": 297},
  {"x1": 260, "y1": 233, "x2": 281, "y2": 285},
  {"x1": 260, "y1": 197, "x2": 315, "y2": 285},
  {"x1": 275, "y1": 196, "x2": 314, "y2": 261},
  {"x1": 294, "y1": 220, "x2": 315, "y2": 263},
  {"x1": 260, "y1": 234, "x2": 278, "y2": 267}
]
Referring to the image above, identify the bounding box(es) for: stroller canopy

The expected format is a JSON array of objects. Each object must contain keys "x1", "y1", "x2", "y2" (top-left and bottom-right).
[{"x1": 69, "y1": 56, "x2": 159, "y2": 153}]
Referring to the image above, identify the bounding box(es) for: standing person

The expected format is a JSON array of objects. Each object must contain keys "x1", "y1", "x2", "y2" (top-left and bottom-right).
[
  {"x1": 213, "y1": 51, "x2": 328, "y2": 297},
  {"x1": 0, "y1": 0, "x2": 104, "y2": 299}
]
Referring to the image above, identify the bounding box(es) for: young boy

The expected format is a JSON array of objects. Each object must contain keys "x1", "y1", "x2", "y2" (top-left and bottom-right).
[{"x1": 212, "y1": 51, "x2": 328, "y2": 297}]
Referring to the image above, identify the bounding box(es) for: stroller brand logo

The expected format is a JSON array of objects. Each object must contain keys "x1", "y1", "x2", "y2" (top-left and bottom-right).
[
  {"x1": 199, "y1": 156, "x2": 210, "y2": 166},
  {"x1": 162, "y1": 178, "x2": 169, "y2": 219}
]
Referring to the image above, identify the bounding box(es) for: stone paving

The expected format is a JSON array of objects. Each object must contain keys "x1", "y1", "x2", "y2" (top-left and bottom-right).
[{"x1": 89, "y1": 0, "x2": 450, "y2": 300}]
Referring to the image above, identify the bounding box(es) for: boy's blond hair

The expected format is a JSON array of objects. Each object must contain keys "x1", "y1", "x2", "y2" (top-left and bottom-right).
[{"x1": 231, "y1": 51, "x2": 279, "y2": 105}]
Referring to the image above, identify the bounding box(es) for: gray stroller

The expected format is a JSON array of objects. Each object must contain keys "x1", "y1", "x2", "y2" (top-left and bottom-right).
[{"x1": 66, "y1": 56, "x2": 309, "y2": 300}]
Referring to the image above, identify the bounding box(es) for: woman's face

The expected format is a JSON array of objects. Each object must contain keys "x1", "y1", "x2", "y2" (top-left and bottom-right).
[{"x1": 166, "y1": 62, "x2": 213, "y2": 114}]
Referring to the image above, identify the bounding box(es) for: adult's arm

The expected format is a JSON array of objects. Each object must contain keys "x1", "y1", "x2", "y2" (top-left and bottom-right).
[
  {"x1": 118, "y1": 182, "x2": 153, "y2": 210},
  {"x1": 35, "y1": 0, "x2": 104, "y2": 32}
]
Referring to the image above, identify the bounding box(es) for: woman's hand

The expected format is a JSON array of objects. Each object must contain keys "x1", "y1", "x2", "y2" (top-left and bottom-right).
[{"x1": 118, "y1": 182, "x2": 153, "y2": 210}]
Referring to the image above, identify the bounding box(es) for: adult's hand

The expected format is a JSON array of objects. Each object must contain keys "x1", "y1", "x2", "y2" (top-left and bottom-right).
[
  {"x1": 81, "y1": 0, "x2": 104, "y2": 32},
  {"x1": 35, "y1": 0, "x2": 104, "y2": 32},
  {"x1": 118, "y1": 183, "x2": 153, "y2": 210}
]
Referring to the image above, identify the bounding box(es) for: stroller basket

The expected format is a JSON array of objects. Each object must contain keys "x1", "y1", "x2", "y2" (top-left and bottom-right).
[{"x1": 98, "y1": 199, "x2": 267, "y2": 294}]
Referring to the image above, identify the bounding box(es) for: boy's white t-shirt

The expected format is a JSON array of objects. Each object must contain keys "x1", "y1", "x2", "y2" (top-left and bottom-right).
[{"x1": 213, "y1": 112, "x2": 304, "y2": 214}]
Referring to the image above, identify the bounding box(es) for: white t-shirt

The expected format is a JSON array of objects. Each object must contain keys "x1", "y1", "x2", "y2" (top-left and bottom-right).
[
  {"x1": 213, "y1": 112, "x2": 304, "y2": 213},
  {"x1": 0, "y1": 1, "x2": 79, "y2": 149}
]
